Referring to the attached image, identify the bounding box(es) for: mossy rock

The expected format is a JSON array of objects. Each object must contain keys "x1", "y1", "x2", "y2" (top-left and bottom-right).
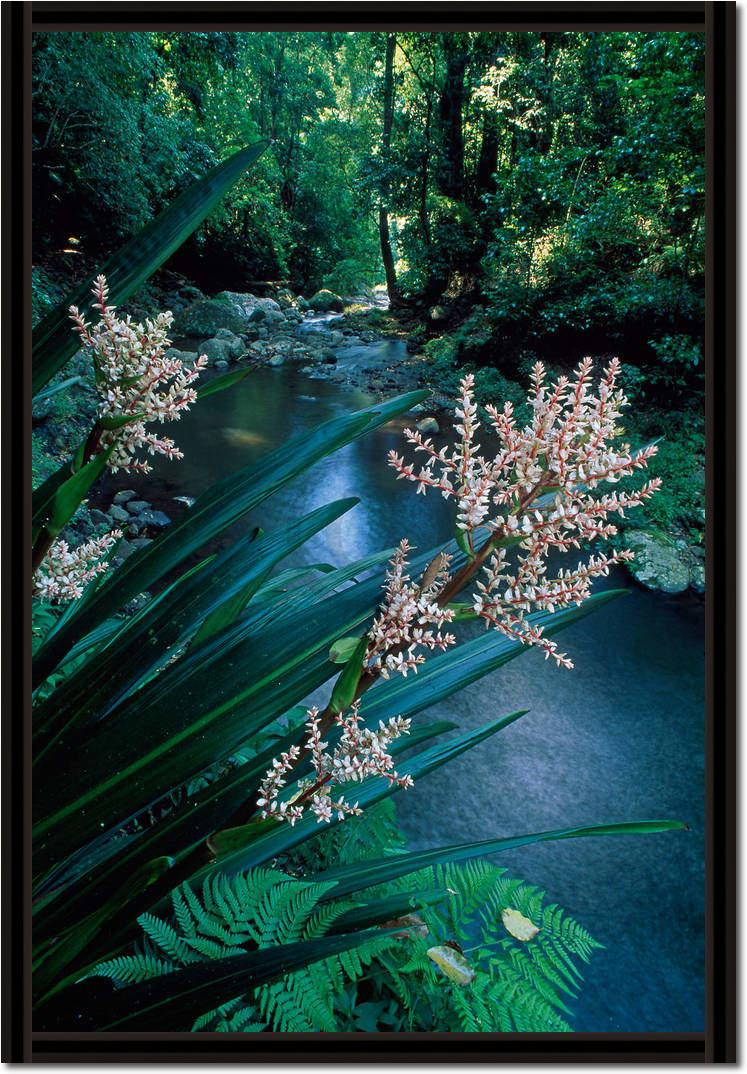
[
  {"x1": 172, "y1": 299, "x2": 248, "y2": 337},
  {"x1": 308, "y1": 289, "x2": 344, "y2": 312},
  {"x1": 626, "y1": 530, "x2": 691, "y2": 594}
]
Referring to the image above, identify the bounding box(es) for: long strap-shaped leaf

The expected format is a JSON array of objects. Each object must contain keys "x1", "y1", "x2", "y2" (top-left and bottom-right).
[
  {"x1": 33, "y1": 498, "x2": 360, "y2": 754},
  {"x1": 312, "y1": 820, "x2": 688, "y2": 900},
  {"x1": 32, "y1": 576, "x2": 395, "y2": 863},
  {"x1": 32, "y1": 141, "x2": 269, "y2": 395},
  {"x1": 32, "y1": 389, "x2": 428, "y2": 686},
  {"x1": 187, "y1": 710, "x2": 532, "y2": 885},
  {"x1": 38, "y1": 927, "x2": 398, "y2": 1031},
  {"x1": 31, "y1": 722, "x2": 455, "y2": 993}
]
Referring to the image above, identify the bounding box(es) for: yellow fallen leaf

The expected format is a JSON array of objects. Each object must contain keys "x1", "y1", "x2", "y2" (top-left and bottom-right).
[
  {"x1": 426, "y1": 945, "x2": 476, "y2": 986},
  {"x1": 501, "y1": 907, "x2": 540, "y2": 941}
]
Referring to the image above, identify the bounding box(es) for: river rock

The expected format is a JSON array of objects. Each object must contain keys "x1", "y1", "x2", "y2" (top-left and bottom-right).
[
  {"x1": 690, "y1": 562, "x2": 705, "y2": 593},
  {"x1": 126, "y1": 500, "x2": 151, "y2": 515},
  {"x1": 274, "y1": 288, "x2": 296, "y2": 309},
  {"x1": 111, "y1": 540, "x2": 136, "y2": 568},
  {"x1": 180, "y1": 285, "x2": 205, "y2": 302},
  {"x1": 309, "y1": 289, "x2": 344, "y2": 312},
  {"x1": 244, "y1": 304, "x2": 286, "y2": 327},
  {"x1": 138, "y1": 509, "x2": 172, "y2": 531},
  {"x1": 113, "y1": 489, "x2": 137, "y2": 505},
  {"x1": 214, "y1": 327, "x2": 241, "y2": 343},
  {"x1": 89, "y1": 508, "x2": 111, "y2": 527},
  {"x1": 216, "y1": 291, "x2": 283, "y2": 318},
  {"x1": 107, "y1": 505, "x2": 130, "y2": 524},
  {"x1": 296, "y1": 296, "x2": 310, "y2": 311},
  {"x1": 172, "y1": 299, "x2": 248, "y2": 337},
  {"x1": 416, "y1": 416, "x2": 440, "y2": 434},
  {"x1": 626, "y1": 530, "x2": 691, "y2": 594},
  {"x1": 123, "y1": 593, "x2": 151, "y2": 615},
  {"x1": 215, "y1": 360, "x2": 229, "y2": 371},
  {"x1": 199, "y1": 336, "x2": 242, "y2": 365}
]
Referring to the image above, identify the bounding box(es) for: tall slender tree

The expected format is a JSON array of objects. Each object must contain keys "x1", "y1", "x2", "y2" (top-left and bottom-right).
[{"x1": 378, "y1": 31, "x2": 400, "y2": 305}]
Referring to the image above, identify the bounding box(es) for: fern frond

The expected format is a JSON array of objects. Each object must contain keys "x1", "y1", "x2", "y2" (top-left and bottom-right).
[
  {"x1": 137, "y1": 911, "x2": 199, "y2": 965},
  {"x1": 86, "y1": 952, "x2": 176, "y2": 986}
]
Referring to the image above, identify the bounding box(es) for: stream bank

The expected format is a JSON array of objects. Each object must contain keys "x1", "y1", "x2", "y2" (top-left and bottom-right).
[{"x1": 33, "y1": 281, "x2": 704, "y2": 595}]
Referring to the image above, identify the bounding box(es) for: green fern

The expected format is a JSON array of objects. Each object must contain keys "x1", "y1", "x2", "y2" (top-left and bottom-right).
[
  {"x1": 366, "y1": 859, "x2": 602, "y2": 1032},
  {"x1": 86, "y1": 866, "x2": 387, "y2": 1032},
  {"x1": 87, "y1": 819, "x2": 601, "y2": 1034}
]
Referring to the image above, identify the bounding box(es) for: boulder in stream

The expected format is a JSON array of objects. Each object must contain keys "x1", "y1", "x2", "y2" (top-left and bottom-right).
[
  {"x1": 199, "y1": 335, "x2": 244, "y2": 365},
  {"x1": 172, "y1": 299, "x2": 248, "y2": 337},
  {"x1": 126, "y1": 500, "x2": 151, "y2": 515},
  {"x1": 626, "y1": 530, "x2": 692, "y2": 594},
  {"x1": 308, "y1": 289, "x2": 344, "y2": 312}
]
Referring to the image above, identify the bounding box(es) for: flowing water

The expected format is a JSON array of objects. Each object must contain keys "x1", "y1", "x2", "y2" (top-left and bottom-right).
[{"x1": 143, "y1": 338, "x2": 705, "y2": 1033}]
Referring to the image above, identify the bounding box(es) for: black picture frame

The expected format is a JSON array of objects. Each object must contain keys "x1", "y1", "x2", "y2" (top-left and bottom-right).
[{"x1": 3, "y1": 1, "x2": 735, "y2": 1062}]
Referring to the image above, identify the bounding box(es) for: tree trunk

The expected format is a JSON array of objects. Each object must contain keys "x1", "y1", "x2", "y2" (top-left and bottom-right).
[
  {"x1": 379, "y1": 32, "x2": 400, "y2": 306},
  {"x1": 436, "y1": 33, "x2": 467, "y2": 199},
  {"x1": 475, "y1": 110, "x2": 499, "y2": 203},
  {"x1": 419, "y1": 78, "x2": 433, "y2": 248}
]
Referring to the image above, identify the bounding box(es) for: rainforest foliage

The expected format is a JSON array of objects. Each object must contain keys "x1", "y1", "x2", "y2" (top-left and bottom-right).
[{"x1": 33, "y1": 31, "x2": 703, "y2": 375}]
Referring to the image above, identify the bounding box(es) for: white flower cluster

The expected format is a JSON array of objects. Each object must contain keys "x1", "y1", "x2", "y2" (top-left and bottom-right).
[
  {"x1": 32, "y1": 529, "x2": 122, "y2": 603},
  {"x1": 389, "y1": 360, "x2": 661, "y2": 668},
  {"x1": 257, "y1": 703, "x2": 413, "y2": 826},
  {"x1": 70, "y1": 275, "x2": 208, "y2": 473},
  {"x1": 364, "y1": 539, "x2": 456, "y2": 679}
]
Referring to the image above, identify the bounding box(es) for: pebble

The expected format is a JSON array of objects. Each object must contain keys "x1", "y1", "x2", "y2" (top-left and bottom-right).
[
  {"x1": 137, "y1": 509, "x2": 172, "y2": 530},
  {"x1": 126, "y1": 500, "x2": 151, "y2": 515},
  {"x1": 107, "y1": 505, "x2": 130, "y2": 523},
  {"x1": 113, "y1": 489, "x2": 137, "y2": 504}
]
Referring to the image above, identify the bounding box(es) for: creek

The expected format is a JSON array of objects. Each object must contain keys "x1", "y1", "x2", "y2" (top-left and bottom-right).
[{"x1": 141, "y1": 315, "x2": 704, "y2": 1033}]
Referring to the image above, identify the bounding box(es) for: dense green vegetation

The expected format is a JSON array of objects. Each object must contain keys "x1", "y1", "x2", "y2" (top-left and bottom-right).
[{"x1": 33, "y1": 31, "x2": 703, "y2": 365}]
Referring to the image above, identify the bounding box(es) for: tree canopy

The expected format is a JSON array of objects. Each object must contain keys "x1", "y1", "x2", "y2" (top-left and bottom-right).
[{"x1": 33, "y1": 29, "x2": 704, "y2": 386}]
